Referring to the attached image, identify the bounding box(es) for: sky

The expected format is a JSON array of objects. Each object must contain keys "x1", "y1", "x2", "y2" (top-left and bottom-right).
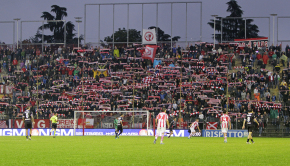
[{"x1": 1, "y1": 0, "x2": 290, "y2": 48}]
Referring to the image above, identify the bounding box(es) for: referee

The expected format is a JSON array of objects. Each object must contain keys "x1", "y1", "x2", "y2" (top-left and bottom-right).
[{"x1": 50, "y1": 112, "x2": 58, "y2": 138}]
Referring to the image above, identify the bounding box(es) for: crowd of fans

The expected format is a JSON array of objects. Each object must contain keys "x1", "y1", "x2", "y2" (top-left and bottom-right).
[{"x1": 0, "y1": 42, "x2": 289, "y2": 132}]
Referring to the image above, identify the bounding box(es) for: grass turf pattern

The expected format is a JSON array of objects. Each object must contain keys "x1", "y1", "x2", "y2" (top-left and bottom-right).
[{"x1": 0, "y1": 136, "x2": 289, "y2": 166}]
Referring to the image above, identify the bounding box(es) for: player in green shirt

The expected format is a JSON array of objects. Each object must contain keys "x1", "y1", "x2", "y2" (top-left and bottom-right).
[
  {"x1": 50, "y1": 112, "x2": 58, "y2": 138},
  {"x1": 114, "y1": 117, "x2": 118, "y2": 139}
]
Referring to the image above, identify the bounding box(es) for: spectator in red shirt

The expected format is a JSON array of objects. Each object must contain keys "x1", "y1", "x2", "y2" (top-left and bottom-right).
[
  {"x1": 268, "y1": 49, "x2": 274, "y2": 58},
  {"x1": 12, "y1": 58, "x2": 18, "y2": 66},
  {"x1": 59, "y1": 65, "x2": 67, "y2": 81},
  {"x1": 67, "y1": 67, "x2": 74, "y2": 76},
  {"x1": 256, "y1": 52, "x2": 262, "y2": 60},
  {"x1": 262, "y1": 53, "x2": 269, "y2": 65}
]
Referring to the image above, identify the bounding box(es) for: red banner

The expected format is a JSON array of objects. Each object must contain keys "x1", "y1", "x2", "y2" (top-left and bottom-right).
[
  {"x1": 13, "y1": 119, "x2": 50, "y2": 128},
  {"x1": 58, "y1": 119, "x2": 74, "y2": 128},
  {"x1": 176, "y1": 122, "x2": 188, "y2": 129},
  {"x1": 142, "y1": 45, "x2": 157, "y2": 63}
]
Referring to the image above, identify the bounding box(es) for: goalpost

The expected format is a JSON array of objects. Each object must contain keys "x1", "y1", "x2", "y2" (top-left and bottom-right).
[{"x1": 73, "y1": 110, "x2": 150, "y2": 136}]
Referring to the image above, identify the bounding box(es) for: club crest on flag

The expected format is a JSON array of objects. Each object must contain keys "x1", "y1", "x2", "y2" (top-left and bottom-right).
[
  {"x1": 145, "y1": 47, "x2": 153, "y2": 58},
  {"x1": 142, "y1": 45, "x2": 157, "y2": 63},
  {"x1": 142, "y1": 29, "x2": 157, "y2": 44},
  {"x1": 144, "y1": 31, "x2": 154, "y2": 41}
]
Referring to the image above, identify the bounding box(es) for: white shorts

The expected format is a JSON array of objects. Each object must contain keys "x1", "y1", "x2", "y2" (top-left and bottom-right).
[
  {"x1": 221, "y1": 128, "x2": 228, "y2": 133},
  {"x1": 190, "y1": 128, "x2": 196, "y2": 133},
  {"x1": 157, "y1": 127, "x2": 166, "y2": 135}
]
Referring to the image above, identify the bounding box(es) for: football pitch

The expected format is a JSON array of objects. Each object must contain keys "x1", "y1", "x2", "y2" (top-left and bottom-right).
[{"x1": 1, "y1": 136, "x2": 289, "y2": 166}]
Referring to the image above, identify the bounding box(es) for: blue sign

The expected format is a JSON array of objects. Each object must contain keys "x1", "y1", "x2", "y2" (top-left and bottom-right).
[{"x1": 202, "y1": 130, "x2": 248, "y2": 137}]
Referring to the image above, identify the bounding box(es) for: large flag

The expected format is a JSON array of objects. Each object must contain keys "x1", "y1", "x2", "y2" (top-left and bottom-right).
[
  {"x1": 206, "y1": 122, "x2": 218, "y2": 130},
  {"x1": 142, "y1": 45, "x2": 157, "y2": 63},
  {"x1": 142, "y1": 29, "x2": 157, "y2": 45},
  {"x1": 142, "y1": 76, "x2": 154, "y2": 85}
]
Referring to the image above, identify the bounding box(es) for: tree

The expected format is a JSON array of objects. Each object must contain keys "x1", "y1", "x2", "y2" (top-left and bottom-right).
[
  {"x1": 148, "y1": 26, "x2": 180, "y2": 41},
  {"x1": 104, "y1": 28, "x2": 142, "y2": 43},
  {"x1": 104, "y1": 27, "x2": 180, "y2": 43},
  {"x1": 32, "y1": 5, "x2": 81, "y2": 44},
  {"x1": 208, "y1": 0, "x2": 259, "y2": 42}
]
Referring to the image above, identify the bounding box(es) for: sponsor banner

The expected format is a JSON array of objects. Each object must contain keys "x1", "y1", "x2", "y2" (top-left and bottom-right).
[
  {"x1": 202, "y1": 130, "x2": 248, "y2": 137},
  {"x1": 142, "y1": 29, "x2": 157, "y2": 45},
  {"x1": 12, "y1": 119, "x2": 50, "y2": 128},
  {"x1": 0, "y1": 129, "x2": 201, "y2": 137},
  {"x1": 0, "y1": 129, "x2": 74, "y2": 136},
  {"x1": 58, "y1": 119, "x2": 74, "y2": 128}
]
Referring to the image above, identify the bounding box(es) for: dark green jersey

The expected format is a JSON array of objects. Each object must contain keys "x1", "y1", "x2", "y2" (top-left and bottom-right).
[{"x1": 114, "y1": 119, "x2": 118, "y2": 128}]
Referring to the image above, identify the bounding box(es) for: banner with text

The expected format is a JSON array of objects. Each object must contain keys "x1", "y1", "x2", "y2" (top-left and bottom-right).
[
  {"x1": 57, "y1": 119, "x2": 74, "y2": 128},
  {"x1": 10, "y1": 119, "x2": 50, "y2": 128},
  {"x1": 234, "y1": 37, "x2": 268, "y2": 49},
  {"x1": 0, "y1": 129, "x2": 201, "y2": 137},
  {"x1": 202, "y1": 130, "x2": 248, "y2": 137}
]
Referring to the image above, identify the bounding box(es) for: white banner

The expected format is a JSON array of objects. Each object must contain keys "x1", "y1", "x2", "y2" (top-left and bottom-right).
[
  {"x1": 0, "y1": 85, "x2": 4, "y2": 94},
  {"x1": 5, "y1": 86, "x2": 13, "y2": 94},
  {"x1": 86, "y1": 119, "x2": 94, "y2": 128},
  {"x1": 142, "y1": 29, "x2": 157, "y2": 45}
]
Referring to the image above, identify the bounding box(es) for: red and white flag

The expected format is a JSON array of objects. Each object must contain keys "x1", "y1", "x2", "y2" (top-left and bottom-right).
[
  {"x1": 142, "y1": 29, "x2": 157, "y2": 45},
  {"x1": 0, "y1": 120, "x2": 8, "y2": 128},
  {"x1": 142, "y1": 76, "x2": 154, "y2": 84},
  {"x1": 142, "y1": 45, "x2": 157, "y2": 63},
  {"x1": 206, "y1": 122, "x2": 218, "y2": 130}
]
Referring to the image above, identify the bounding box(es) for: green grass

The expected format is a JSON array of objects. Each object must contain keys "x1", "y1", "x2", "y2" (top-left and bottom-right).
[{"x1": 1, "y1": 136, "x2": 289, "y2": 166}]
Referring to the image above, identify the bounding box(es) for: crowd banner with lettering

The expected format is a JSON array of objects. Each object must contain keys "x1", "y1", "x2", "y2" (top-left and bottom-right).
[
  {"x1": 202, "y1": 130, "x2": 248, "y2": 137},
  {"x1": 234, "y1": 37, "x2": 268, "y2": 49}
]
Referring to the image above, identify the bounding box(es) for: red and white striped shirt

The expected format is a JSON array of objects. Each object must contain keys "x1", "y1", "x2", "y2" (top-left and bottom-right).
[
  {"x1": 156, "y1": 112, "x2": 168, "y2": 128},
  {"x1": 190, "y1": 121, "x2": 199, "y2": 129},
  {"x1": 220, "y1": 114, "x2": 230, "y2": 128}
]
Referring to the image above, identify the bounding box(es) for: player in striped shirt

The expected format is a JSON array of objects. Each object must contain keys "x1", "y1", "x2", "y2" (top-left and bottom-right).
[
  {"x1": 188, "y1": 119, "x2": 200, "y2": 139},
  {"x1": 220, "y1": 110, "x2": 231, "y2": 143},
  {"x1": 153, "y1": 109, "x2": 169, "y2": 145}
]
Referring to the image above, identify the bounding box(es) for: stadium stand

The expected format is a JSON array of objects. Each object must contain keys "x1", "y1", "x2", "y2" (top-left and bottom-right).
[{"x1": 0, "y1": 43, "x2": 289, "y2": 136}]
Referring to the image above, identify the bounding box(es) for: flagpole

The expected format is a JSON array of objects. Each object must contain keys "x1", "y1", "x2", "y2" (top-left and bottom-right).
[
  {"x1": 226, "y1": 73, "x2": 229, "y2": 113},
  {"x1": 132, "y1": 77, "x2": 135, "y2": 129},
  {"x1": 179, "y1": 57, "x2": 182, "y2": 129}
]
